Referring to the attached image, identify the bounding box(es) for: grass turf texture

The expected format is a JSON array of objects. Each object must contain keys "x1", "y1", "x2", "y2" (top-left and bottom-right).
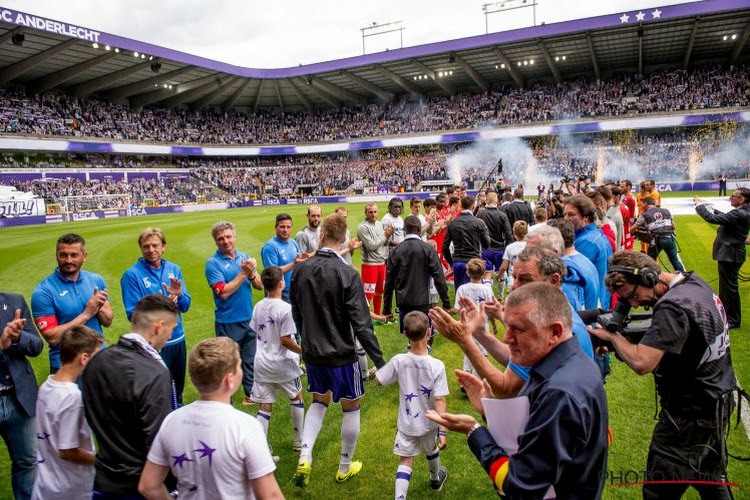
[{"x1": 0, "y1": 199, "x2": 748, "y2": 500}]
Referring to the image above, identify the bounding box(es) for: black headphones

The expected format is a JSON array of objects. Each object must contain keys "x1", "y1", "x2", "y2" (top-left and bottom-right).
[{"x1": 608, "y1": 265, "x2": 660, "y2": 288}]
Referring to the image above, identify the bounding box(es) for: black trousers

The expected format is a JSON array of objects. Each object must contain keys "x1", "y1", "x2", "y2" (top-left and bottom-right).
[
  {"x1": 644, "y1": 404, "x2": 733, "y2": 500},
  {"x1": 717, "y1": 260, "x2": 742, "y2": 328}
]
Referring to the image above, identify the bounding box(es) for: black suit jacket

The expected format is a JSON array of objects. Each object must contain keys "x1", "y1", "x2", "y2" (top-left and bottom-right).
[
  {"x1": 442, "y1": 211, "x2": 490, "y2": 265},
  {"x1": 383, "y1": 236, "x2": 451, "y2": 314},
  {"x1": 696, "y1": 203, "x2": 750, "y2": 263},
  {"x1": 0, "y1": 292, "x2": 43, "y2": 417},
  {"x1": 505, "y1": 199, "x2": 535, "y2": 228}
]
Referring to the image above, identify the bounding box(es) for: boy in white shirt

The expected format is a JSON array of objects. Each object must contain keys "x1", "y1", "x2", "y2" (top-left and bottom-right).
[
  {"x1": 376, "y1": 311, "x2": 448, "y2": 499},
  {"x1": 498, "y1": 220, "x2": 528, "y2": 296},
  {"x1": 250, "y1": 266, "x2": 305, "y2": 453},
  {"x1": 453, "y1": 259, "x2": 492, "y2": 375},
  {"x1": 32, "y1": 326, "x2": 101, "y2": 500},
  {"x1": 139, "y1": 337, "x2": 283, "y2": 500}
]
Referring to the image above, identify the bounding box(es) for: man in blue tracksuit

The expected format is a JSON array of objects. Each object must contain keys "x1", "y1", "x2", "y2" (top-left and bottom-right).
[{"x1": 121, "y1": 228, "x2": 191, "y2": 404}]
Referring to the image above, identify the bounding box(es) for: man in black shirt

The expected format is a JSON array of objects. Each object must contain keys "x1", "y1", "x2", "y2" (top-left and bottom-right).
[
  {"x1": 590, "y1": 251, "x2": 736, "y2": 500},
  {"x1": 442, "y1": 196, "x2": 490, "y2": 290},
  {"x1": 630, "y1": 197, "x2": 685, "y2": 272},
  {"x1": 475, "y1": 192, "x2": 513, "y2": 280}
]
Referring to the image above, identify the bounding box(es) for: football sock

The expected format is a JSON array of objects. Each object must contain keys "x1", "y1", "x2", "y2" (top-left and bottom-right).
[
  {"x1": 357, "y1": 349, "x2": 369, "y2": 373},
  {"x1": 339, "y1": 408, "x2": 361, "y2": 474},
  {"x1": 299, "y1": 400, "x2": 327, "y2": 463},
  {"x1": 373, "y1": 295, "x2": 383, "y2": 315},
  {"x1": 395, "y1": 465, "x2": 412, "y2": 499},
  {"x1": 427, "y1": 448, "x2": 440, "y2": 481},
  {"x1": 257, "y1": 410, "x2": 271, "y2": 436},
  {"x1": 291, "y1": 398, "x2": 305, "y2": 443}
]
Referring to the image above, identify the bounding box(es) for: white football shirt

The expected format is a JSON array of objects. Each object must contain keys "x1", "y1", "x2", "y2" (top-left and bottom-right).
[{"x1": 250, "y1": 298, "x2": 302, "y2": 383}]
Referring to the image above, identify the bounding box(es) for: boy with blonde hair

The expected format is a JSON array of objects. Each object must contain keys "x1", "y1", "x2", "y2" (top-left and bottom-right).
[{"x1": 139, "y1": 338, "x2": 282, "y2": 499}]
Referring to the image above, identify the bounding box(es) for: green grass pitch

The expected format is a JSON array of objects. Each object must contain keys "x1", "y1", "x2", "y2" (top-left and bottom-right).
[{"x1": 0, "y1": 200, "x2": 748, "y2": 499}]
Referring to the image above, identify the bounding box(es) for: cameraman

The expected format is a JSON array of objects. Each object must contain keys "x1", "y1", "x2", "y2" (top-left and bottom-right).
[
  {"x1": 590, "y1": 251, "x2": 736, "y2": 500},
  {"x1": 630, "y1": 197, "x2": 685, "y2": 272}
]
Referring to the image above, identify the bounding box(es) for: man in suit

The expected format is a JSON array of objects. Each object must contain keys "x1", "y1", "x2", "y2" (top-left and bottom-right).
[
  {"x1": 503, "y1": 187, "x2": 535, "y2": 228},
  {"x1": 695, "y1": 188, "x2": 750, "y2": 329},
  {"x1": 442, "y1": 196, "x2": 490, "y2": 290},
  {"x1": 382, "y1": 215, "x2": 452, "y2": 333},
  {"x1": 0, "y1": 292, "x2": 43, "y2": 500}
]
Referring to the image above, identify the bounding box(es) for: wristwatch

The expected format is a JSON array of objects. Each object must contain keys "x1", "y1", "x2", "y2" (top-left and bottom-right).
[{"x1": 466, "y1": 422, "x2": 482, "y2": 439}]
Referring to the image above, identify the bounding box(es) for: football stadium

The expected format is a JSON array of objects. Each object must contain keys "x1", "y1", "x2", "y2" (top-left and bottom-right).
[{"x1": 1, "y1": 0, "x2": 750, "y2": 498}]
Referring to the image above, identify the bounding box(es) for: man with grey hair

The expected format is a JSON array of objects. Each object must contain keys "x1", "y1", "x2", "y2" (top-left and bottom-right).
[
  {"x1": 428, "y1": 282, "x2": 608, "y2": 499},
  {"x1": 204, "y1": 221, "x2": 263, "y2": 405},
  {"x1": 525, "y1": 224, "x2": 583, "y2": 311}
]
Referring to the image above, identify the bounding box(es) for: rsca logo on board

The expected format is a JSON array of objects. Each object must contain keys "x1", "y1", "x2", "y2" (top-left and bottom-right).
[
  {"x1": 302, "y1": 197, "x2": 319, "y2": 204},
  {"x1": 72, "y1": 212, "x2": 99, "y2": 221},
  {"x1": 655, "y1": 185, "x2": 673, "y2": 192},
  {"x1": 126, "y1": 208, "x2": 148, "y2": 217},
  {"x1": 265, "y1": 199, "x2": 281, "y2": 206}
]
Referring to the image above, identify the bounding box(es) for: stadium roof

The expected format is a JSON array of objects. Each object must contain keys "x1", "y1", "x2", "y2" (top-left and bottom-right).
[{"x1": 0, "y1": 0, "x2": 748, "y2": 112}]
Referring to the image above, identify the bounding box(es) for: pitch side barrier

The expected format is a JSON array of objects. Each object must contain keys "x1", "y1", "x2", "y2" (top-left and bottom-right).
[
  {"x1": 0, "y1": 110, "x2": 749, "y2": 156},
  {"x1": 1, "y1": 183, "x2": 742, "y2": 229}
]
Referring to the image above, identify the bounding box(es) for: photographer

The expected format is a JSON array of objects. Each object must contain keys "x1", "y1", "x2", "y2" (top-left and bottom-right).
[
  {"x1": 589, "y1": 251, "x2": 736, "y2": 500},
  {"x1": 631, "y1": 197, "x2": 685, "y2": 273}
]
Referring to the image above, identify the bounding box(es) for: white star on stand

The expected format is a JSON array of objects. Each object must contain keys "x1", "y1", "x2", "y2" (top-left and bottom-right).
[
  {"x1": 635, "y1": 11, "x2": 646, "y2": 21},
  {"x1": 652, "y1": 9, "x2": 662, "y2": 19},
  {"x1": 620, "y1": 13, "x2": 630, "y2": 23}
]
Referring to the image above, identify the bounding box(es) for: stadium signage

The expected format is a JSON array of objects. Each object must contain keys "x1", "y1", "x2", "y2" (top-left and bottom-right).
[
  {"x1": 0, "y1": 199, "x2": 36, "y2": 217},
  {"x1": 71, "y1": 212, "x2": 100, "y2": 221},
  {"x1": 302, "y1": 197, "x2": 319, "y2": 204},
  {"x1": 125, "y1": 208, "x2": 148, "y2": 217},
  {"x1": 655, "y1": 184, "x2": 673, "y2": 192},
  {"x1": 1, "y1": 10, "x2": 101, "y2": 42}
]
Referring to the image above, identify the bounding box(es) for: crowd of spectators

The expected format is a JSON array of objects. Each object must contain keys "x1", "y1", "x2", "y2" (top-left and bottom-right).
[
  {"x1": 4, "y1": 124, "x2": 748, "y2": 206},
  {"x1": 0, "y1": 65, "x2": 747, "y2": 145}
]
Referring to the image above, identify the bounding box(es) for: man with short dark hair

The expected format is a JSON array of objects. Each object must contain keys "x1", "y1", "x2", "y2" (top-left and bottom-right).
[
  {"x1": 476, "y1": 192, "x2": 513, "y2": 278},
  {"x1": 695, "y1": 188, "x2": 750, "y2": 329},
  {"x1": 206, "y1": 221, "x2": 264, "y2": 405},
  {"x1": 295, "y1": 205, "x2": 322, "y2": 254},
  {"x1": 503, "y1": 187, "x2": 534, "y2": 228},
  {"x1": 292, "y1": 214, "x2": 386, "y2": 487},
  {"x1": 0, "y1": 292, "x2": 43, "y2": 500},
  {"x1": 548, "y1": 218, "x2": 600, "y2": 310},
  {"x1": 32, "y1": 233, "x2": 112, "y2": 373},
  {"x1": 631, "y1": 197, "x2": 685, "y2": 273},
  {"x1": 83, "y1": 294, "x2": 180, "y2": 498},
  {"x1": 382, "y1": 197, "x2": 405, "y2": 257},
  {"x1": 262, "y1": 214, "x2": 308, "y2": 303},
  {"x1": 591, "y1": 251, "x2": 736, "y2": 499},
  {"x1": 620, "y1": 179, "x2": 637, "y2": 250},
  {"x1": 358, "y1": 204, "x2": 394, "y2": 316},
  {"x1": 383, "y1": 216, "x2": 451, "y2": 332},
  {"x1": 121, "y1": 227, "x2": 191, "y2": 404},
  {"x1": 442, "y1": 196, "x2": 490, "y2": 290},
  {"x1": 429, "y1": 283, "x2": 608, "y2": 499}
]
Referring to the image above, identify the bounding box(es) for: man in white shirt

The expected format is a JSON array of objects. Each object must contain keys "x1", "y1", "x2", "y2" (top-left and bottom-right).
[
  {"x1": 139, "y1": 337, "x2": 283, "y2": 500},
  {"x1": 382, "y1": 197, "x2": 405, "y2": 257}
]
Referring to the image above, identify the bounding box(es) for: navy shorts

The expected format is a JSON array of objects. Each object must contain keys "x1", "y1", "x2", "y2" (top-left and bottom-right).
[
  {"x1": 482, "y1": 249, "x2": 505, "y2": 272},
  {"x1": 306, "y1": 361, "x2": 364, "y2": 402}
]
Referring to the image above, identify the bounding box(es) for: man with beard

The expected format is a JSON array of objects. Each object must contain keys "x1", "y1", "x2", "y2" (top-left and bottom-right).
[
  {"x1": 32, "y1": 233, "x2": 112, "y2": 373},
  {"x1": 296, "y1": 205, "x2": 322, "y2": 254}
]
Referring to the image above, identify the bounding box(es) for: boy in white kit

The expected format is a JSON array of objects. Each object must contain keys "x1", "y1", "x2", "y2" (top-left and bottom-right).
[
  {"x1": 376, "y1": 311, "x2": 448, "y2": 499},
  {"x1": 250, "y1": 266, "x2": 305, "y2": 452},
  {"x1": 138, "y1": 338, "x2": 282, "y2": 499},
  {"x1": 454, "y1": 258, "x2": 492, "y2": 375},
  {"x1": 32, "y1": 326, "x2": 101, "y2": 500}
]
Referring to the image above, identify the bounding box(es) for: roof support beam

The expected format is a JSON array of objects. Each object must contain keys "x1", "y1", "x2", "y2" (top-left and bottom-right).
[
  {"x1": 309, "y1": 76, "x2": 367, "y2": 104},
  {"x1": 340, "y1": 70, "x2": 393, "y2": 101},
  {"x1": 156, "y1": 79, "x2": 222, "y2": 109},
  {"x1": 492, "y1": 48, "x2": 524, "y2": 88},
  {"x1": 273, "y1": 79, "x2": 284, "y2": 113},
  {"x1": 451, "y1": 53, "x2": 490, "y2": 92},
  {"x1": 375, "y1": 65, "x2": 422, "y2": 95},
  {"x1": 638, "y1": 26, "x2": 644, "y2": 75},
  {"x1": 586, "y1": 33, "x2": 601, "y2": 81},
  {"x1": 252, "y1": 79, "x2": 265, "y2": 112},
  {"x1": 295, "y1": 77, "x2": 339, "y2": 107},
  {"x1": 28, "y1": 51, "x2": 118, "y2": 94},
  {"x1": 682, "y1": 18, "x2": 700, "y2": 69},
  {"x1": 191, "y1": 76, "x2": 238, "y2": 111},
  {"x1": 287, "y1": 78, "x2": 312, "y2": 111},
  {"x1": 0, "y1": 38, "x2": 78, "y2": 85},
  {"x1": 729, "y1": 17, "x2": 750, "y2": 66},
  {"x1": 67, "y1": 59, "x2": 154, "y2": 97},
  {"x1": 537, "y1": 40, "x2": 561, "y2": 83},
  {"x1": 221, "y1": 78, "x2": 251, "y2": 113},
  {"x1": 411, "y1": 59, "x2": 455, "y2": 95},
  {"x1": 102, "y1": 66, "x2": 196, "y2": 100}
]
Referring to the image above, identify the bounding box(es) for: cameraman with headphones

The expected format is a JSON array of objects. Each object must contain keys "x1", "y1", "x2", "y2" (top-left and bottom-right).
[{"x1": 589, "y1": 251, "x2": 736, "y2": 500}]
